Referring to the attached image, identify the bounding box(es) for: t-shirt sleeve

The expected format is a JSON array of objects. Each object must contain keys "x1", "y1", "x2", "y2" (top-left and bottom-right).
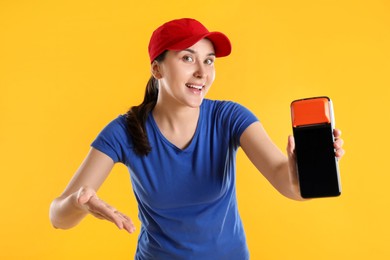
[
  {"x1": 229, "y1": 102, "x2": 259, "y2": 144},
  {"x1": 217, "y1": 101, "x2": 259, "y2": 147},
  {"x1": 91, "y1": 115, "x2": 131, "y2": 164}
]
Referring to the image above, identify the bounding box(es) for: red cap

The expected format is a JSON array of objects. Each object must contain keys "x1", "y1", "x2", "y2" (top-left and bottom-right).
[{"x1": 148, "y1": 18, "x2": 232, "y2": 63}]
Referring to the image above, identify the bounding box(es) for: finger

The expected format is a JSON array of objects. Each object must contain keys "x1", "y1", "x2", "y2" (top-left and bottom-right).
[
  {"x1": 86, "y1": 196, "x2": 115, "y2": 219},
  {"x1": 90, "y1": 207, "x2": 123, "y2": 229},
  {"x1": 87, "y1": 197, "x2": 126, "y2": 229},
  {"x1": 83, "y1": 195, "x2": 135, "y2": 233},
  {"x1": 76, "y1": 186, "x2": 96, "y2": 204},
  {"x1": 286, "y1": 135, "x2": 295, "y2": 156},
  {"x1": 118, "y1": 213, "x2": 136, "y2": 233},
  {"x1": 333, "y1": 128, "x2": 342, "y2": 138},
  {"x1": 110, "y1": 210, "x2": 128, "y2": 230},
  {"x1": 109, "y1": 211, "x2": 136, "y2": 233},
  {"x1": 334, "y1": 137, "x2": 344, "y2": 149},
  {"x1": 111, "y1": 210, "x2": 136, "y2": 233},
  {"x1": 77, "y1": 193, "x2": 92, "y2": 206},
  {"x1": 335, "y1": 148, "x2": 345, "y2": 158}
]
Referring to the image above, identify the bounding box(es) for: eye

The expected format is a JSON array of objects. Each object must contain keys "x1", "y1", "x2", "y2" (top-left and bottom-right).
[
  {"x1": 204, "y1": 58, "x2": 214, "y2": 65},
  {"x1": 182, "y1": 55, "x2": 194, "y2": 63}
]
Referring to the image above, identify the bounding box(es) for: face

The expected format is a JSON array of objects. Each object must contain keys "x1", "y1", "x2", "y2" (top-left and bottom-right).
[{"x1": 153, "y1": 38, "x2": 216, "y2": 108}]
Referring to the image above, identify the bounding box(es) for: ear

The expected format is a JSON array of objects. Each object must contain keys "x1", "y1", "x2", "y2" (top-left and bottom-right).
[{"x1": 151, "y1": 61, "x2": 163, "y2": 79}]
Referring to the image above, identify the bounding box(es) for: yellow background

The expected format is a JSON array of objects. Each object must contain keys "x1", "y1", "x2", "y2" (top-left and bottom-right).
[{"x1": 1, "y1": 0, "x2": 389, "y2": 259}]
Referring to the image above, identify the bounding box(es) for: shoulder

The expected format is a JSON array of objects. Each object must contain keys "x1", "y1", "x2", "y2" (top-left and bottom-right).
[
  {"x1": 91, "y1": 115, "x2": 132, "y2": 163},
  {"x1": 202, "y1": 99, "x2": 244, "y2": 113},
  {"x1": 201, "y1": 99, "x2": 258, "y2": 142},
  {"x1": 93, "y1": 115, "x2": 129, "y2": 140},
  {"x1": 99, "y1": 115, "x2": 131, "y2": 142},
  {"x1": 102, "y1": 114, "x2": 128, "y2": 132},
  {"x1": 202, "y1": 99, "x2": 257, "y2": 120}
]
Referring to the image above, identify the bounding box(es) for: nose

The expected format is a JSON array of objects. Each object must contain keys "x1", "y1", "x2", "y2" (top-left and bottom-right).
[{"x1": 193, "y1": 61, "x2": 206, "y2": 79}]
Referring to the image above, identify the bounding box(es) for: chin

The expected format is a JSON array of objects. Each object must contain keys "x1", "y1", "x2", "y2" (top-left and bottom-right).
[{"x1": 186, "y1": 97, "x2": 205, "y2": 108}]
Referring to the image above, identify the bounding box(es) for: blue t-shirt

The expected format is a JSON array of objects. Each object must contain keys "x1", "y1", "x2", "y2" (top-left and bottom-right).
[{"x1": 91, "y1": 99, "x2": 258, "y2": 260}]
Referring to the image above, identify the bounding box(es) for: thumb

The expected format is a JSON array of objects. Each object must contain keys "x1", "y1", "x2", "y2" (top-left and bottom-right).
[
  {"x1": 76, "y1": 186, "x2": 96, "y2": 206},
  {"x1": 286, "y1": 135, "x2": 295, "y2": 157}
]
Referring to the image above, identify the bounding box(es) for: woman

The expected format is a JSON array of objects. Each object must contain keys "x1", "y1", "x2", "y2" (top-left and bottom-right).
[{"x1": 50, "y1": 18, "x2": 345, "y2": 259}]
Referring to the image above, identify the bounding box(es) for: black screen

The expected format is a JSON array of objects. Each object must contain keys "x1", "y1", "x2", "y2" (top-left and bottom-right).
[{"x1": 293, "y1": 124, "x2": 341, "y2": 198}]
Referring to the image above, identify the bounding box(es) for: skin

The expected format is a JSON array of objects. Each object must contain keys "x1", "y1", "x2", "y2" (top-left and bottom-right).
[
  {"x1": 49, "y1": 38, "x2": 345, "y2": 234},
  {"x1": 151, "y1": 39, "x2": 216, "y2": 149}
]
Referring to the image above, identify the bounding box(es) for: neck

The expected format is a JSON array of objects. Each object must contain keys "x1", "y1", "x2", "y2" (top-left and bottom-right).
[
  {"x1": 152, "y1": 100, "x2": 201, "y2": 149},
  {"x1": 152, "y1": 101, "x2": 200, "y2": 130}
]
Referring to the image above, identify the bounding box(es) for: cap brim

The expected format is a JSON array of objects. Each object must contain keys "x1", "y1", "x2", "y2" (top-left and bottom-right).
[{"x1": 168, "y1": 31, "x2": 231, "y2": 57}]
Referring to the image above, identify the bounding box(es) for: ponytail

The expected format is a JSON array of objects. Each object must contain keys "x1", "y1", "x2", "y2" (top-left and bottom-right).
[{"x1": 125, "y1": 51, "x2": 167, "y2": 156}]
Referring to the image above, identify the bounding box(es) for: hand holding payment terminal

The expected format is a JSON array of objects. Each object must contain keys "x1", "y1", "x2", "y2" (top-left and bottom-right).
[{"x1": 290, "y1": 97, "x2": 341, "y2": 198}]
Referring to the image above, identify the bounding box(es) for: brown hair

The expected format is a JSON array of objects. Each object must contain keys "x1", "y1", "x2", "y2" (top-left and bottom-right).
[{"x1": 125, "y1": 51, "x2": 167, "y2": 156}]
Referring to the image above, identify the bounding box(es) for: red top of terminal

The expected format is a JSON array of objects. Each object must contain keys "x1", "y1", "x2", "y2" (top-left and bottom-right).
[{"x1": 291, "y1": 97, "x2": 331, "y2": 127}]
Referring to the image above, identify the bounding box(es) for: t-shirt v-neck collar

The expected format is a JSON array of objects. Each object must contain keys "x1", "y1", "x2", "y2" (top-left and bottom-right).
[{"x1": 149, "y1": 106, "x2": 203, "y2": 153}]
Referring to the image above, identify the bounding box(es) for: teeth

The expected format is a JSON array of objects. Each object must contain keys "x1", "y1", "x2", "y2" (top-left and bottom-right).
[{"x1": 186, "y1": 84, "x2": 203, "y2": 90}]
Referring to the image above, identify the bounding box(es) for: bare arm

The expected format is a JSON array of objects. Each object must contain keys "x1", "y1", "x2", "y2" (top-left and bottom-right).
[
  {"x1": 49, "y1": 148, "x2": 135, "y2": 233},
  {"x1": 240, "y1": 122, "x2": 345, "y2": 201},
  {"x1": 240, "y1": 122, "x2": 303, "y2": 200}
]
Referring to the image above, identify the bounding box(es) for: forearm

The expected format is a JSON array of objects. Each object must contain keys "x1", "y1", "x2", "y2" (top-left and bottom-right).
[
  {"x1": 240, "y1": 123, "x2": 306, "y2": 201},
  {"x1": 49, "y1": 192, "x2": 88, "y2": 229},
  {"x1": 50, "y1": 149, "x2": 116, "y2": 229},
  {"x1": 271, "y1": 162, "x2": 302, "y2": 201}
]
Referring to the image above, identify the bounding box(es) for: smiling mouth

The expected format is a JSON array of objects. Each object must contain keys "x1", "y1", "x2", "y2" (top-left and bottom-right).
[{"x1": 185, "y1": 83, "x2": 204, "y2": 90}]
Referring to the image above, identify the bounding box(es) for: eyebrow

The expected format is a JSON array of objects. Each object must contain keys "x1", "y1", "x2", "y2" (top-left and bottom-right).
[{"x1": 182, "y1": 48, "x2": 216, "y2": 57}]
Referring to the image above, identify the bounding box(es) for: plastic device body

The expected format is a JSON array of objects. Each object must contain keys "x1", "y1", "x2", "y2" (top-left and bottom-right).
[{"x1": 291, "y1": 96, "x2": 341, "y2": 198}]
